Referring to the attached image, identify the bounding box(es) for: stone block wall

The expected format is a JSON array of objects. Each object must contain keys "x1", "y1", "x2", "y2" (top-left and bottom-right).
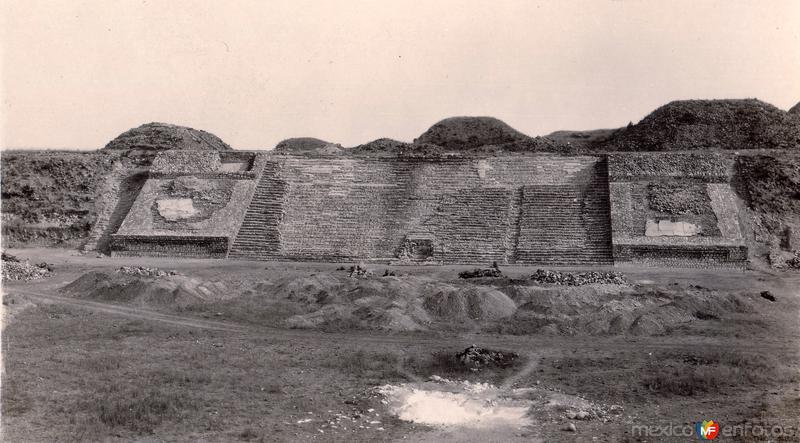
[
  {"x1": 110, "y1": 235, "x2": 229, "y2": 258},
  {"x1": 608, "y1": 152, "x2": 747, "y2": 267},
  {"x1": 111, "y1": 150, "x2": 747, "y2": 267},
  {"x1": 228, "y1": 155, "x2": 614, "y2": 265},
  {"x1": 111, "y1": 172, "x2": 256, "y2": 258}
]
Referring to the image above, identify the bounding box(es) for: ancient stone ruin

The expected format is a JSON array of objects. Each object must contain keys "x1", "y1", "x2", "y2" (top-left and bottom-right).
[{"x1": 103, "y1": 129, "x2": 747, "y2": 268}]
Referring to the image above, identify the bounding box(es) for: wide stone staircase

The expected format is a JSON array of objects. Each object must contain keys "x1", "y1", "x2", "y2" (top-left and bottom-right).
[
  {"x1": 227, "y1": 162, "x2": 286, "y2": 260},
  {"x1": 515, "y1": 162, "x2": 614, "y2": 265}
]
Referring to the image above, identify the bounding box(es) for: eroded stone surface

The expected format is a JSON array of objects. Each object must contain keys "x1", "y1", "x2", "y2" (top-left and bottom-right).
[
  {"x1": 645, "y1": 219, "x2": 700, "y2": 237},
  {"x1": 156, "y1": 198, "x2": 199, "y2": 221}
]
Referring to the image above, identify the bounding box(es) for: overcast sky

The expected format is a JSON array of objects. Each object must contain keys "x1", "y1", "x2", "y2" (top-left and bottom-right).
[{"x1": 1, "y1": 0, "x2": 798, "y2": 150}]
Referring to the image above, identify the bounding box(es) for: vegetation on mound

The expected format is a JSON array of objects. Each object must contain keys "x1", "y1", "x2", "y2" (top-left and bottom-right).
[
  {"x1": 1, "y1": 151, "x2": 118, "y2": 246},
  {"x1": 104, "y1": 122, "x2": 231, "y2": 151},
  {"x1": 736, "y1": 154, "x2": 800, "y2": 216},
  {"x1": 647, "y1": 183, "x2": 713, "y2": 215},
  {"x1": 734, "y1": 153, "x2": 800, "y2": 263},
  {"x1": 414, "y1": 116, "x2": 531, "y2": 150},
  {"x1": 604, "y1": 99, "x2": 800, "y2": 151},
  {"x1": 544, "y1": 128, "x2": 618, "y2": 152},
  {"x1": 274, "y1": 137, "x2": 342, "y2": 154},
  {"x1": 350, "y1": 138, "x2": 444, "y2": 157}
]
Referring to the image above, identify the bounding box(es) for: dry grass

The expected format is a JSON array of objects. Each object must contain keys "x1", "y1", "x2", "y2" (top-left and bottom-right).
[
  {"x1": 642, "y1": 351, "x2": 797, "y2": 397},
  {"x1": 96, "y1": 388, "x2": 190, "y2": 433},
  {"x1": 326, "y1": 349, "x2": 407, "y2": 380}
]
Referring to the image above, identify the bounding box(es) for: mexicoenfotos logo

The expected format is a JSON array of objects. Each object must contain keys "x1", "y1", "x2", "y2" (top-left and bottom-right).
[{"x1": 696, "y1": 420, "x2": 720, "y2": 440}]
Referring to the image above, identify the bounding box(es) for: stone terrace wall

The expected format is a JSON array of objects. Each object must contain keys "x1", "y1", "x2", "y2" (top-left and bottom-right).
[
  {"x1": 608, "y1": 152, "x2": 747, "y2": 268},
  {"x1": 111, "y1": 176, "x2": 256, "y2": 258},
  {"x1": 110, "y1": 235, "x2": 229, "y2": 258},
  {"x1": 229, "y1": 155, "x2": 613, "y2": 264}
]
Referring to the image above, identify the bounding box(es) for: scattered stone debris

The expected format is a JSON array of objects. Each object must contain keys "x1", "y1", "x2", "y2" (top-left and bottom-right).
[
  {"x1": 760, "y1": 290, "x2": 776, "y2": 302},
  {"x1": 116, "y1": 266, "x2": 177, "y2": 278},
  {"x1": 529, "y1": 269, "x2": 627, "y2": 286},
  {"x1": 348, "y1": 263, "x2": 372, "y2": 279},
  {"x1": 459, "y1": 262, "x2": 502, "y2": 279},
  {"x1": 382, "y1": 269, "x2": 397, "y2": 277},
  {"x1": 2, "y1": 251, "x2": 19, "y2": 263},
  {"x1": 456, "y1": 345, "x2": 519, "y2": 369},
  {"x1": 1, "y1": 256, "x2": 53, "y2": 281},
  {"x1": 786, "y1": 252, "x2": 800, "y2": 269}
]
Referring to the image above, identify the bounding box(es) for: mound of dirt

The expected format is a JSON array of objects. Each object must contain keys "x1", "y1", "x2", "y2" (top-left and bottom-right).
[
  {"x1": 274, "y1": 273, "x2": 516, "y2": 331},
  {"x1": 605, "y1": 99, "x2": 800, "y2": 151},
  {"x1": 414, "y1": 117, "x2": 531, "y2": 150},
  {"x1": 789, "y1": 102, "x2": 800, "y2": 115},
  {"x1": 274, "y1": 137, "x2": 343, "y2": 155},
  {"x1": 502, "y1": 283, "x2": 759, "y2": 336},
  {"x1": 104, "y1": 122, "x2": 232, "y2": 151},
  {"x1": 423, "y1": 286, "x2": 517, "y2": 322},
  {"x1": 61, "y1": 271, "x2": 231, "y2": 308}
]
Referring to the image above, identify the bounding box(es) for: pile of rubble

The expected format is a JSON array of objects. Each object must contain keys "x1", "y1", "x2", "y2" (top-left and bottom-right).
[
  {"x1": 768, "y1": 250, "x2": 800, "y2": 270},
  {"x1": 788, "y1": 253, "x2": 800, "y2": 269},
  {"x1": 116, "y1": 266, "x2": 177, "y2": 278},
  {"x1": 1, "y1": 252, "x2": 53, "y2": 281},
  {"x1": 347, "y1": 263, "x2": 373, "y2": 279},
  {"x1": 456, "y1": 345, "x2": 519, "y2": 369},
  {"x1": 530, "y1": 269, "x2": 627, "y2": 286},
  {"x1": 458, "y1": 262, "x2": 502, "y2": 279}
]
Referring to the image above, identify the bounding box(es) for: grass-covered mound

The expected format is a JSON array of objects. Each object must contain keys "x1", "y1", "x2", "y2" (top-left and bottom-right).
[
  {"x1": 605, "y1": 99, "x2": 800, "y2": 151},
  {"x1": 104, "y1": 122, "x2": 232, "y2": 151},
  {"x1": 1, "y1": 151, "x2": 118, "y2": 246},
  {"x1": 350, "y1": 138, "x2": 444, "y2": 157},
  {"x1": 274, "y1": 137, "x2": 342, "y2": 155},
  {"x1": 414, "y1": 116, "x2": 531, "y2": 150}
]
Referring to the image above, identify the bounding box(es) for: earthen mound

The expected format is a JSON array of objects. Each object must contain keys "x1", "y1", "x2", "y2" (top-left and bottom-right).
[
  {"x1": 501, "y1": 283, "x2": 760, "y2": 336},
  {"x1": 789, "y1": 102, "x2": 800, "y2": 115},
  {"x1": 274, "y1": 137, "x2": 343, "y2": 155},
  {"x1": 61, "y1": 271, "x2": 231, "y2": 308},
  {"x1": 274, "y1": 273, "x2": 516, "y2": 331},
  {"x1": 605, "y1": 99, "x2": 800, "y2": 151},
  {"x1": 423, "y1": 286, "x2": 516, "y2": 322},
  {"x1": 104, "y1": 122, "x2": 232, "y2": 151},
  {"x1": 414, "y1": 117, "x2": 531, "y2": 150}
]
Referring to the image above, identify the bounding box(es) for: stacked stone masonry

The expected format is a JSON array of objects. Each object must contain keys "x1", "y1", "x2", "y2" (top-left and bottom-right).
[
  {"x1": 608, "y1": 152, "x2": 746, "y2": 268},
  {"x1": 228, "y1": 155, "x2": 614, "y2": 265},
  {"x1": 110, "y1": 152, "x2": 748, "y2": 268}
]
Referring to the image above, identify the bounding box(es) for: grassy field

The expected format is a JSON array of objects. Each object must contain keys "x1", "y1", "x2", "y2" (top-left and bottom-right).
[{"x1": 2, "y1": 249, "x2": 799, "y2": 442}]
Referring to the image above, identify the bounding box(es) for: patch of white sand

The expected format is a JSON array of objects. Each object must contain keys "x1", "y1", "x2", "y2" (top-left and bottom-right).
[{"x1": 378, "y1": 378, "x2": 531, "y2": 429}]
